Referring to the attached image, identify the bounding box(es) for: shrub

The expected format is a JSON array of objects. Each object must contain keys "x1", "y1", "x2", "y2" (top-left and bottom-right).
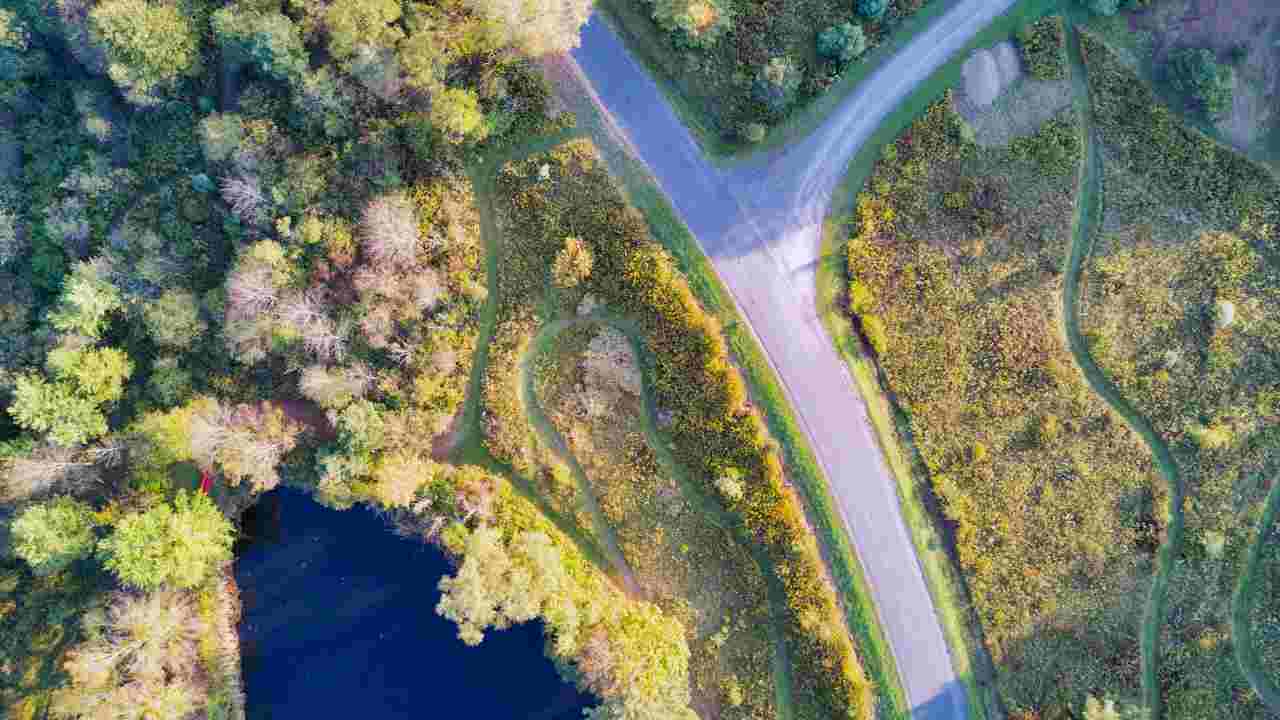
[
  {"x1": 552, "y1": 236, "x2": 593, "y2": 287},
  {"x1": 817, "y1": 23, "x2": 866, "y2": 66},
  {"x1": 1166, "y1": 47, "x2": 1232, "y2": 119},
  {"x1": 651, "y1": 0, "x2": 732, "y2": 48},
  {"x1": 11, "y1": 497, "x2": 97, "y2": 575},
  {"x1": 739, "y1": 122, "x2": 767, "y2": 144},
  {"x1": 861, "y1": 313, "x2": 888, "y2": 354},
  {"x1": 1009, "y1": 116, "x2": 1080, "y2": 177},
  {"x1": 1016, "y1": 17, "x2": 1066, "y2": 81},
  {"x1": 431, "y1": 87, "x2": 488, "y2": 144},
  {"x1": 1082, "y1": 0, "x2": 1119, "y2": 16},
  {"x1": 753, "y1": 56, "x2": 803, "y2": 114},
  {"x1": 855, "y1": 0, "x2": 887, "y2": 20}
]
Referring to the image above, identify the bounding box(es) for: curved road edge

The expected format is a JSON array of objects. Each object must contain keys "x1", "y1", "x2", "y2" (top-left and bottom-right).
[{"x1": 566, "y1": 2, "x2": 1040, "y2": 718}]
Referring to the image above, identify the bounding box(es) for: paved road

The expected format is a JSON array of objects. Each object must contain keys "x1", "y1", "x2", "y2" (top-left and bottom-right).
[{"x1": 569, "y1": 2, "x2": 1018, "y2": 718}]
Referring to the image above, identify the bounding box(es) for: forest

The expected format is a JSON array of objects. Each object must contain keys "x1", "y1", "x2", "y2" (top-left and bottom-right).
[{"x1": 0, "y1": 0, "x2": 881, "y2": 718}]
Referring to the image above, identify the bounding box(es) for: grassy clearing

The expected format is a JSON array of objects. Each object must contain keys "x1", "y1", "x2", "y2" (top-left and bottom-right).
[
  {"x1": 597, "y1": 0, "x2": 962, "y2": 159},
  {"x1": 545, "y1": 60, "x2": 910, "y2": 719},
  {"x1": 528, "y1": 315, "x2": 788, "y2": 718},
  {"x1": 1075, "y1": 29, "x2": 1280, "y2": 720}
]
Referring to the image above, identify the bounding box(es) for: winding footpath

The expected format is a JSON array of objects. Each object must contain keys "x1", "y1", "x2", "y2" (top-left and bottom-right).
[
  {"x1": 1061, "y1": 26, "x2": 1183, "y2": 718},
  {"x1": 563, "y1": 1, "x2": 1021, "y2": 717}
]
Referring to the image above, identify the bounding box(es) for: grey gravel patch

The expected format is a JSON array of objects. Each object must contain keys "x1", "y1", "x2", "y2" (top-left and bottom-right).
[
  {"x1": 992, "y1": 41, "x2": 1022, "y2": 89},
  {"x1": 960, "y1": 41, "x2": 1025, "y2": 111},
  {"x1": 961, "y1": 49, "x2": 1001, "y2": 107},
  {"x1": 954, "y1": 77, "x2": 1072, "y2": 147}
]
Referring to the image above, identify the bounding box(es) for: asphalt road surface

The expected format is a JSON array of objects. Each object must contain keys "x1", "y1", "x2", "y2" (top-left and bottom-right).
[{"x1": 569, "y1": 2, "x2": 1018, "y2": 718}]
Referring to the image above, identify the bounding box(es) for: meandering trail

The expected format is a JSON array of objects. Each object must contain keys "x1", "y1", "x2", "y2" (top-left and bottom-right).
[
  {"x1": 1061, "y1": 25, "x2": 1184, "y2": 719},
  {"x1": 1233, "y1": 479, "x2": 1280, "y2": 713},
  {"x1": 567, "y1": 2, "x2": 1021, "y2": 716},
  {"x1": 522, "y1": 313, "x2": 796, "y2": 716}
]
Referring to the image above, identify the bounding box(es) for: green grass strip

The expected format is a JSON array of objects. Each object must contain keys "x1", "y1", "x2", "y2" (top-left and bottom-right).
[
  {"x1": 1062, "y1": 23, "x2": 1182, "y2": 720},
  {"x1": 1232, "y1": 479, "x2": 1280, "y2": 714}
]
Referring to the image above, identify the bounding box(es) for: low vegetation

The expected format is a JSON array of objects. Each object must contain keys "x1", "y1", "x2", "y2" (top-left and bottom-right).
[
  {"x1": 485, "y1": 138, "x2": 874, "y2": 720},
  {"x1": 842, "y1": 92, "x2": 1163, "y2": 717},
  {"x1": 1077, "y1": 31, "x2": 1280, "y2": 720},
  {"x1": 531, "y1": 319, "x2": 782, "y2": 718}
]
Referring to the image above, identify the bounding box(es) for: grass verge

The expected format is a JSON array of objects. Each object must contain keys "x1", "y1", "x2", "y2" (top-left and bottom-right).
[
  {"x1": 814, "y1": 3, "x2": 1067, "y2": 719},
  {"x1": 541, "y1": 70, "x2": 905, "y2": 717}
]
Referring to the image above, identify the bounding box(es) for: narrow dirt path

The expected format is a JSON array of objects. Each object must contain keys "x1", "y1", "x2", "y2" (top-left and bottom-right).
[
  {"x1": 527, "y1": 311, "x2": 796, "y2": 716},
  {"x1": 1232, "y1": 479, "x2": 1280, "y2": 714},
  {"x1": 521, "y1": 316, "x2": 644, "y2": 597},
  {"x1": 1062, "y1": 25, "x2": 1185, "y2": 720}
]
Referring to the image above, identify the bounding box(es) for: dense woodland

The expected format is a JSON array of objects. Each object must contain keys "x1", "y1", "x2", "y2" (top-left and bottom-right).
[{"x1": 0, "y1": 0, "x2": 882, "y2": 717}]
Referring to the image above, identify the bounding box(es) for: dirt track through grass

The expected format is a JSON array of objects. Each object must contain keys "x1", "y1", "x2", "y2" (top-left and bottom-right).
[
  {"x1": 1232, "y1": 480, "x2": 1280, "y2": 714},
  {"x1": 524, "y1": 312, "x2": 796, "y2": 717},
  {"x1": 521, "y1": 317, "x2": 644, "y2": 597},
  {"x1": 1062, "y1": 24, "x2": 1184, "y2": 720}
]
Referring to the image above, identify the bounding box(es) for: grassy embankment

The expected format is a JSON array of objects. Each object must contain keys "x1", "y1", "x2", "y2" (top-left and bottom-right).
[
  {"x1": 544, "y1": 62, "x2": 912, "y2": 719},
  {"x1": 814, "y1": 2, "x2": 1068, "y2": 718},
  {"x1": 526, "y1": 314, "x2": 791, "y2": 718}
]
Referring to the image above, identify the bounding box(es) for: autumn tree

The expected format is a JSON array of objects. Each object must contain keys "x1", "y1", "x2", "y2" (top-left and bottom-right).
[
  {"x1": 463, "y1": 0, "x2": 592, "y2": 56},
  {"x1": 361, "y1": 192, "x2": 421, "y2": 267},
  {"x1": 88, "y1": 0, "x2": 200, "y2": 105},
  {"x1": 50, "y1": 589, "x2": 208, "y2": 720},
  {"x1": 323, "y1": 0, "x2": 404, "y2": 61},
  {"x1": 552, "y1": 236, "x2": 593, "y2": 288},
  {"x1": 9, "y1": 346, "x2": 132, "y2": 446},
  {"x1": 142, "y1": 289, "x2": 207, "y2": 349},
  {"x1": 189, "y1": 401, "x2": 304, "y2": 492},
  {"x1": 98, "y1": 490, "x2": 235, "y2": 590},
  {"x1": 436, "y1": 526, "x2": 574, "y2": 645},
  {"x1": 50, "y1": 260, "x2": 123, "y2": 339},
  {"x1": 11, "y1": 496, "x2": 97, "y2": 575}
]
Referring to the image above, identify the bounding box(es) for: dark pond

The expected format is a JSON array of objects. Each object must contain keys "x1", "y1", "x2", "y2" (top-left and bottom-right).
[{"x1": 235, "y1": 487, "x2": 592, "y2": 720}]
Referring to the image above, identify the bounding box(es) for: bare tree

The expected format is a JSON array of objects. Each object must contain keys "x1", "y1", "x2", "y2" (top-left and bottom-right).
[
  {"x1": 220, "y1": 174, "x2": 267, "y2": 226},
  {"x1": 361, "y1": 192, "x2": 420, "y2": 267},
  {"x1": 225, "y1": 263, "x2": 278, "y2": 320}
]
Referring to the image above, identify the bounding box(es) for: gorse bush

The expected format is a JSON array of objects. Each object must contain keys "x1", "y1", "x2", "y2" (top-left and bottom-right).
[{"x1": 1016, "y1": 16, "x2": 1065, "y2": 81}]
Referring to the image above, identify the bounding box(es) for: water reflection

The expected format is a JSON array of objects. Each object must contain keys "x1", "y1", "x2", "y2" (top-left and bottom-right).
[{"x1": 235, "y1": 487, "x2": 591, "y2": 720}]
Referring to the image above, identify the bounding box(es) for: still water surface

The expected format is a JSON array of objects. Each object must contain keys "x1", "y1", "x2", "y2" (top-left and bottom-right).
[{"x1": 235, "y1": 487, "x2": 592, "y2": 720}]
